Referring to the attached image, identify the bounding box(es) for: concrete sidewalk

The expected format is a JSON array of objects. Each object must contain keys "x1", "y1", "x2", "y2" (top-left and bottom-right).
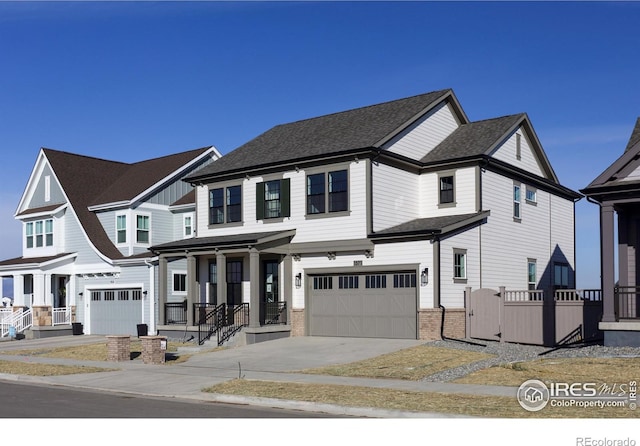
[{"x1": 0, "y1": 335, "x2": 518, "y2": 418}]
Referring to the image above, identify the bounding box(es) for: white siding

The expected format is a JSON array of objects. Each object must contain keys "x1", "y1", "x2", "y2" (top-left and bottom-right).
[
  {"x1": 196, "y1": 161, "x2": 368, "y2": 243},
  {"x1": 440, "y1": 226, "x2": 480, "y2": 308},
  {"x1": 420, "y1": 167, "x2": 477, "y2": 217},
  {"x1": 384, "y1": 101, "x2": 460, "y2": 160},
  {"x1": 619, "y1": 162, "x2": 640, "y2": 182},
  {"x1": 491, "y1": 127, "x2": 546, "y2": 178},
  {"x1": 480, "y1": 170, "x2": 575, "y2": 291},
  {"x1": 372, "y1": 163, "x2": 420, "y2": 231}
]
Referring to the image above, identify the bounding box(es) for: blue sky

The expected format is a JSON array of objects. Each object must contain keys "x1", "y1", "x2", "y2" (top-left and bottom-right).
[{"x1": 1, "y1": 1, "x2": 639, "y2": 294}]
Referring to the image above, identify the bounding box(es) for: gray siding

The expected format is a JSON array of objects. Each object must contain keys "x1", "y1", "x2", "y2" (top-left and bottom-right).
[{"x1": 28, "y1": 164, "x2": 65, "y2": 208}]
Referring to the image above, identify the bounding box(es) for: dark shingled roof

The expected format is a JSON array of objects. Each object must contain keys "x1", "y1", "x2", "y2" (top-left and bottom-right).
[
  {"x1": 170, "y1": 190, "x2": 195, "y2": 207},
  {"x1": 371, "y1": 212, "x2": 489, "y2": 238},
  {"x1": 625, "y1": 118, "x2": 640, "y2": 152},
  {"x1": 0, "y1": 253, "x2": 75, "y2": 267},
  {"x1": 421, "y1": 114, "x2": 524, "y2": 163},
  {"x1": 151, "y1": 230, "x2": 295, "y2": 253},
  {"x1": 42, "y1": 147, "x2": 212, "y2": 260},
  {"x1": 187, "y1": 89, "x2": 453, "y2": 181}
]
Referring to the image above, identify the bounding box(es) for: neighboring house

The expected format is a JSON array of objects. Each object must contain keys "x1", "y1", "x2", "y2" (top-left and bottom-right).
[
  {"x1": 151, "y1": 88, "x2": 581, "y2": 344},
  {"x1": 0, "y1": 146, "x2": 221, "y2": 338},
  {"x1": 581, "y1": 118, "x2": 640, "y2": 347}
]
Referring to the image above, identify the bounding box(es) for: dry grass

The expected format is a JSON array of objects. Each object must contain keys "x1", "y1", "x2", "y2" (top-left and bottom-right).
[
  {"x1": 300, "y1": 345, "x2": 494, "y2": 380},
  {"x1": 454, "y1": 356, "x2": 640, "y2": 387},
  {"x1": 0, "y1": 359, "x2": 113, "y2": 376},
  {"x1": 204, "y1": 379, "x2": 640, "y2": 418}
]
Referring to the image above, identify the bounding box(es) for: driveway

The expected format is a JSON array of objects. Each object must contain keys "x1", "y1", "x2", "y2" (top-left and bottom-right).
[{"x1": 184, "y1": 336, "x2": 424, "y2": 373}]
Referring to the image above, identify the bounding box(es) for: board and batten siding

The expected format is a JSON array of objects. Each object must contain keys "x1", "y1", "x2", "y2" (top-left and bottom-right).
[
  {"x1": 479, "y1": 170, "x2": 574, "y2": 291},
  {"x1": 490, "y1": 127, "x2": 546, "y2": 178},
  {"x1": 195, "y1": 161, "x2": 368, "y2": 243},
  {"x1": 384, "y1": 101, "x2": 460, "y2": 161},
  {"x1": 420, "y1": 166, "x2": 478, "y2": 217},
  {"x1": 439, "y1": 226, "x2": 480, "y2": 308},
  {"x1": 371, "y1": 163, "x2": 420, "y2": 231}
]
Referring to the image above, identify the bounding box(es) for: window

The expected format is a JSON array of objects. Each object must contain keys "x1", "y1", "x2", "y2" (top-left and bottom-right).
[
  {"x1": 91, "y1": 291, "x2": 101, "y2": 301},
  {"x1": 132, "y1": 290, "x2": 142, "y2": 301},
  {"x1": 554, "y1": 263, "x2": 570, "y2": 289},
  {"x1": 116, "y1": 215, "x2": 127, "y2": 244},
  {"x1": 526, "y1": 187, "x2": 537, "y2": 204},
  {"x1": 313, "y1": 276, "x2": 333, "y2": 290},
  {"x1": 439, "y1": 175, "x2": 454, "y2": 204},
  {"x1": 306, "y1": 169, "x2": 348, "y2": 215},
  {"x1": 453, "y1": 249, "x2": 467, "y2": 280},
  {"x1": 226, "y1": 185, "x2": 242, "y2": 223},
  {"x1": 516, "y1": 133, "x2": 522, "y2": 160},
  {"x1": 136, "y1": 215, "x2": 150, "y2": 244},
  {"x1": 26, "y1": 219, "x2": 54, "y2": 249},
  {"x1": 393, "y1": 273, "x2": 416, "y2": 288},
  {"x1": 513, "y1": 185, "x2": 521, "y2": 219},
  {"x1": 118, "y1": 290, "x2": 129, "y2": 301},
  {"x1": 209, "y1": 188, "x2": 224, "y2": 224},
  {"x1": 104, "y1": 291, "x2": 115, "y2": 301},
  {"x1": 173, "y1": 273, "x2": 187, "y2": 294},
  {"x1": 183, "y1": 214, "x2": 193, "y2": 238},
  {"x1": 256, "y1": 179, "x2": 290, "y2": 220},
  {"x1": 307, "y1": 173, "x2": 325, "y2": 214},
  {"x1": 528, "y1": 259, "x2": 537, "y2": 290},
  {"x1": 366, "y1": 275, "x2": 387, "y2": 289},
  {"x1": 338, "y1": 275, "x2": 359, "y2": 289}
]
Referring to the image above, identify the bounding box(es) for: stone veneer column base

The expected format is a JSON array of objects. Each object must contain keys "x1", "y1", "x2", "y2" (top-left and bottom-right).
[
  {"x1": 290, "y1": 309, "x2": 305, "y2": 336},
  {"x1": 418, "y1": 308, "x2": 466, "y2": 340},
  {"x1": 32, "y1": 306, "x2": 52, "y2": 327}
]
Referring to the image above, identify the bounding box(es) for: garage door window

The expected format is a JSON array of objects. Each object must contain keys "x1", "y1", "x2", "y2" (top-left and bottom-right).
[
  {"x1": 338, "y1": 276, "x2": 359, "y2": 289},
  {"x1": 118, "y1": 290, "x2": 129, "y2": 301},
  {"x1": 313, "y1": 276, "x2": 333, "y2": 290},
  {"x1": 366, "y1": 275, "x2": 387, "y2": 289},
  {"x1": 393, "y1": 273, "x2": 416, "y2": 288}
]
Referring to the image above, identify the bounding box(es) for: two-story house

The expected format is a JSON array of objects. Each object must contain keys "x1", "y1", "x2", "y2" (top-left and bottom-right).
[
  {"x1": 0, "y1": 146, "x2": 220, "y2": 338},
  {"x1": 151, "y1": 88, "x2": 581, "y2": 344}
]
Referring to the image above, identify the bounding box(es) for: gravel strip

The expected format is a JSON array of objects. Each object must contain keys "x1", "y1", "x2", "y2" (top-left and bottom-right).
[{"x1": 421, "y1": 339, "x2": 640, "y2": 383}]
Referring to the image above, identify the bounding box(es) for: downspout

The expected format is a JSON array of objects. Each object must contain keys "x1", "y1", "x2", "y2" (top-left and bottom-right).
[{"x1": 144, "y1": 257, "x2": 156, "y2": 335}]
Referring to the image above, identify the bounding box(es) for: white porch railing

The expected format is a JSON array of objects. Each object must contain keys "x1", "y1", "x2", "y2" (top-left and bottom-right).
[
  {"x1": 0, "y1": 308, "x2": 33, "y2": 338},
  {"x1": 52, "y1": 307, "x2": 72, "y2": 326}
]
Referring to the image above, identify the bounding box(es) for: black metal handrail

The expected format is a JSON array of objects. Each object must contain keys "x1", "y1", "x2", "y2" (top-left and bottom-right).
[
  {"x1": 198, "y1": 303, "x2": 226, "y2": 345},
  {"x1": 165, "y1": 301, "x2": 187, "y2": 325},
  {"x1": 218, "y1": 303, "x2": 249, "y2": 346},
  {"x1": 262, "y1": 301, "x2": 287, "y2": 325},
  {"x1": 614, "y1": 286, "x2": 640, "y2": 319}
]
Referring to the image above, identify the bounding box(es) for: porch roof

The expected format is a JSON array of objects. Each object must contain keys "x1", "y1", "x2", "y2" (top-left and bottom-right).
[
  {"x1": 369, "y1": 211, "x2": 490, "y2": 241},
  {"x1": 0, "y1": 252, "x2": 77, "y2": 270},
  {"x1": 150, "y1": 230, "x2": 296, "y2": 254}
]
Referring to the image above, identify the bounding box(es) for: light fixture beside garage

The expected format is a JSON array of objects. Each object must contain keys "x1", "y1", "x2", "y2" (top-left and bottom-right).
[
  {"x1": 421, "y1": 268, "x2": 429, "y2": 286},
  {"x1": 295, "y1": 273, "x2": 302, "y2": 288}
]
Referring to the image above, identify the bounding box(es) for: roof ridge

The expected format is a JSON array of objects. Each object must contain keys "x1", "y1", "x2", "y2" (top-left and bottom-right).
[
  {"x1": 42, "y1": 147, "x2": 128, "y2": 166},
  {"x1": 467, "y1": 113, "x2": 525, "y2": 125},
  {"x1": 272, "y1": 89, "x2": 453, "y2": 127},
  {"x1": 129, "y1": 145, "x2": 212, "y2": 166}
]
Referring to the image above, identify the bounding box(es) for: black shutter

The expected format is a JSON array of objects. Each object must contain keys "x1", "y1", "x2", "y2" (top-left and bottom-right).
[
  {"x1": 255, "y1": 182, "x2": 265, "y2": 220},
  {"x1": 281, "y1": 178, "x2": 290, "y2": 218}
]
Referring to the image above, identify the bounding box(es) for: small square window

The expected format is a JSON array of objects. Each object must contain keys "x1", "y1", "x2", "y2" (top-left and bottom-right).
[{"x1": 526, "y1": 188, "x2": 537, "y2": 203}]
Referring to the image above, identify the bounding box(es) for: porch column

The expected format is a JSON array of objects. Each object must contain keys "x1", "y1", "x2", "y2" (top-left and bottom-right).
[
  {"x1": 249, "y1": 249, "x2": 260, "y2": 328},
  {"x1": 216, "y1": 252, "x2": 226, "y2": 306},
  {"x1": 618, "y1": 209, "x2": 629, "y2": 287},
  {"x1": 13, "y1": 274, "x2": 24, "y2": 307},
  {"x1": 601, "y1": 204, "x2": 617, "y2": 322},
  {"x1": 33, "y1": 273, "x2": 46, "y2": 306},
  {"x1": 283, "y1": 254, "x2": 292, "y2": 322},
  {"x1": 432, "y1": 238, "x2": 441, "y2": 309},
  {"x1": 158, "y1": 256, "x2": 168, "y2": 325},
  {"x1": 186, "y1": 254, "x2": 197, "y2": 326}
]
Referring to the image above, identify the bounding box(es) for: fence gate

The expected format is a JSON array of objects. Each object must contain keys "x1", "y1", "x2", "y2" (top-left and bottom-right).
[{"x1": 467, "y1": 288, "x2": 501, "y2": 341}]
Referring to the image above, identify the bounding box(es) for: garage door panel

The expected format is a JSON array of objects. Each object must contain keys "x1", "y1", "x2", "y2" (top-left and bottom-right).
[{"x1": 90, "y1": 289, "x2": 143, "y2": 336}]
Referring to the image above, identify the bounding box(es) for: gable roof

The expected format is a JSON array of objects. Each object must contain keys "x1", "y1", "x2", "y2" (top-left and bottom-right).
[
  {"x1": 625, "y1": 118, "x2": 640, "y2": 152},
  {"x1": 186, "y1": 89, "x2": 463, "y2": 182},
  {"x1": 39, "y1": 146, "x2": 215, "y2": 260}
]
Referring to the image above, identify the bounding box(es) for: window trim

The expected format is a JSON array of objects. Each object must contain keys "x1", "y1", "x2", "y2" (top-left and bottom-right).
[
  {"x1": 513, "y1": 183, "x2": 522, "y2": 221},
  {"x1": 527, "y1": 259, "x2": 537, "y2": 291},
  {"x1": 135, "y1": 213, "x2": 151, "y2": 245},
  {"x1": 438, "y1": 171, "x2": 456, "y2": 208},
  {"x1": 183, "y1": 213, "x2": 194, "y2": 238},
  {"x1": 172, "y1": 271, "x2": 187, "y2": 295},
  {"x1": 453, "y1": 248, "x2": 467, "y2": 283},
  {"x1": 208, "y1": 184, "x2": 243, "y2": 227},
  {"x1": 305, "y1": 167, "x2": 350, "y2": 218},
  {"x1": 116, "y1": 213, "x2": 127, "y2": 245},
  {"x1": 25, "y1": 218, "x2": 54, "y2": 249},
  {"x1": 525, "y1": 187, "x2": 537, "y2": 205}
]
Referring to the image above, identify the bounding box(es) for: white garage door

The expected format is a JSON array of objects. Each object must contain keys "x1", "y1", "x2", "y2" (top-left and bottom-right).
[
  {"x1": 308, "y1": 272, "x2": 417, "y2": 339},
  {"x1": 89, "y1": 288, "x2": 143, "y2": 335}
]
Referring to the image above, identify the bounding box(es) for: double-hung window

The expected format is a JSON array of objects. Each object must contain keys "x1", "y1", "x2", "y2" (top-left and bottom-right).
[
  {"x1": 439, "y1": 175, "x2": 454, "y2": 205},
  {"x1": 183, "y1": 214, "x2": 193, "y2": 238},
  {"x1": 116, "y1": 215, "x2": 127, "y2": 244},
  {"x1": 306, "y1": 169, "x2": 348, "y2": 215},
  {"x1": 453, "y1": 249, "x2": 467, "y2": 281},
  {"x1": 513, "y1": 185, "x2": 521, "y2": 219},
  {"x1": 136, "y1": 215, "x2": 150, "y2": 244},
  {"x1": 256, "y1": 179, "x2": 290, "y2": 220},
  {"x1": 209, "y1": 185, "x2": 242, "y2": 225},
  {"x1": 26, "y1": 222, "x2": 34, "y2": 248},
  {"x1": 25, "y1": 218, "x2": 54, "y2": 249}
]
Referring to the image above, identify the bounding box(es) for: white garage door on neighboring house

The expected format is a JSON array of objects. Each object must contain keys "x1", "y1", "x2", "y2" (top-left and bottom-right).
[
  {"x1": 307, "y1": 272, "x2": 417, "y2": 339},
  {"x1": 89, "y1": 288, "x2": 143, "y2": 335}
]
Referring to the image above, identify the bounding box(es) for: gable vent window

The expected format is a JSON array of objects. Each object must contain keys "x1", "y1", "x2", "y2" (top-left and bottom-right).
[
  {"x1": 256, "y1": 178, "x2": 290, "y2": 220},
  {"x1": 45, "y1": 175, "x2": 51, "y2": 202},
  {"x1": 516, "y1": 133, "x2": 522, "y2": 160}
]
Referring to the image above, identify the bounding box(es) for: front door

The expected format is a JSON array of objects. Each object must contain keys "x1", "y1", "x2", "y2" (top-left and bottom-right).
[{"x1": 262, "y1": 260, "x2": 279, "y2": 324}]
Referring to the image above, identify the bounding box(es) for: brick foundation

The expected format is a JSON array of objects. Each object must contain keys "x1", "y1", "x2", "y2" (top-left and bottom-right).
[
  {"x1": 290, "y1": 308, "x2": 305, "y2": 337},
  {"x1": 106, "y1": 335, "x2": 131, "y2": 362},
  {"x1": 141, "y1": 336, "x2": 167, "y2": 365},
  {"x1": 418, "y1": 308, "x2": 466, "y2": 340}
]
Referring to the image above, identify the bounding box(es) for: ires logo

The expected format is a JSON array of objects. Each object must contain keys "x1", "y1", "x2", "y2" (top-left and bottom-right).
[{"x1": 549, "y1": 382, "x2": 598, "y2": 398}]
